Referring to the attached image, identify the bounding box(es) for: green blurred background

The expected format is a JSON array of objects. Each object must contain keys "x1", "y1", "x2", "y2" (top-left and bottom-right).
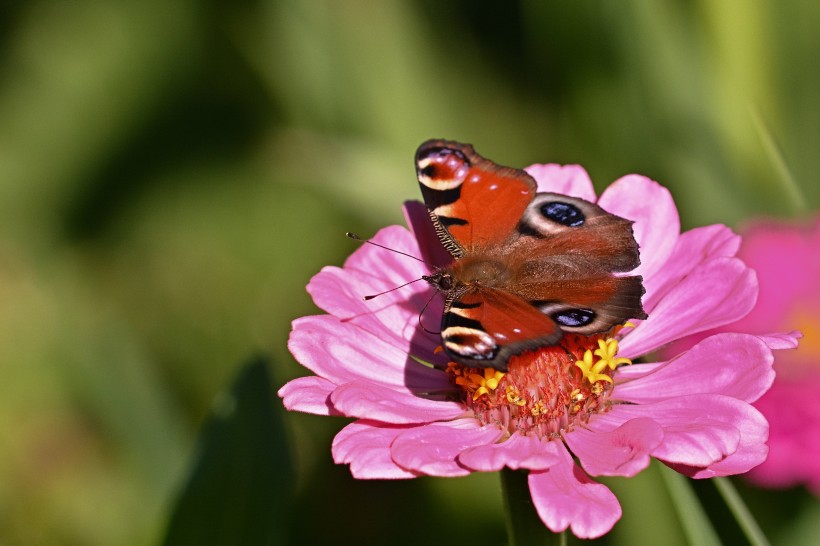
[{"x1": 1, "y1": 1, "x2": 817, "y2": 544}]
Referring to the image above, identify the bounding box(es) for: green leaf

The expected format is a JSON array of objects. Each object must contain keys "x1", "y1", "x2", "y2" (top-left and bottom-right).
[{"x1": 161, "y1": 355, "x2": 292, "y2": 546}]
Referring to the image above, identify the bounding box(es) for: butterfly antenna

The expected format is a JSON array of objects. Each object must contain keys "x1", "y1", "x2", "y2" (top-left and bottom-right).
[
  {"x1": 346, "y1": 232, "x2": 432, "y2": 266},
  {"x1": 363, "y1": 277, "x2": 425, "y2": 301},
  {"x1": 418, "y1": 291, "x2": 441, "y2": 334}
]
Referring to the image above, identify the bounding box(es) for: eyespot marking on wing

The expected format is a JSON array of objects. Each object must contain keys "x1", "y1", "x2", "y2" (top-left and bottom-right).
[
  {"x1": 540, "y1": 201, "x2": 585, "y2": 227},
  {"x1": 416, "y1": 146, "x2": 471, "y2": 191},
  {"x1": 552, "y1": 309, "x2": 596, "y2": 327}
]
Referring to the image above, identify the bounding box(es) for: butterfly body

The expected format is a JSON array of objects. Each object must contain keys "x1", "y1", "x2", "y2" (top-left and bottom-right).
[{"x1": 416, "y1": 139, "x2": 647, "y2": 372}]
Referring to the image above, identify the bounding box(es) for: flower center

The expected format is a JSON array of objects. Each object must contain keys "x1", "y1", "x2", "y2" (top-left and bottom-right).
[{"x1": 445, "y1": 333, "x2": 632, "y2": 438}]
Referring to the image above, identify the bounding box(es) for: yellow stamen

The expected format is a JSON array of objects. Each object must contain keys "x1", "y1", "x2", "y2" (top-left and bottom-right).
[
  {"x1": 575, "y1": 333, "x2": 633, "y2": 385},
  {"x1": 456, "y1": 368, "x2": 506, "y2": 400},
  {"x1": 505, "y1": 385, "x2": 527, "y2": 406},
  {"x1": 593, "y1": 338, "x2": 632, "y2": 370},
  {"x1": 574, "y1": 349, "x2": 614, "y2": 384}
]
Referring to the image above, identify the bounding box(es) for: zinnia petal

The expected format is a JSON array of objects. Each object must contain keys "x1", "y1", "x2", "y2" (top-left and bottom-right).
[
  {"x1": 755, "y1": 331, "x2": 802, "y2": 350},
  {"x1": 618, "y1": 257, "x2": 757, "y2": 357},
  {"x1": 330, "y1": 380, "x2": 465, "y2": 424},
  {"x1": 597, "y1": 174, "x2": 679, "y2": 282},
  {"x1": 669, "y1": 401, "x2": 768, "y2": 479},
  {"x1": 288, "y1": 315, "x2": 447, "y2": 390},
  {"x1": 524, "y1": 163, "x2": 598, "y2": 201},
  {"x1": 528, "y1": 443, "x2": 622, "y2": 539},
  {"x1": 307, "y1": 261, "x2": 443, "y2": 357},
  {"x1": 642, "y1": 224, "x2": 741, "y2": 310},
  {"x1": 613, "y1": 333, "x2": 775, "y2": 404},
  {"x1": 458, "y1": 433, "x2": 561, "y2": 472},
  {"x1": 564, "y1": 418, "x2": 663, "y2": 477},
  {"x1": 332, "y1": 421, "x2": 418, "y2": 479},
  {"x1": 602, "y1": 395, "x2": 758, "y2": 467},
  {"x1": 390, "y1": 422, "x2": 503, "y2": 477},
  {"x1": 745, "y1": 380, "x2": 820, "y2": 492},
  {"x1": 278, "y1": 376, "x2": 338, "y2": 416},
  {"x1": 403, "y1": 200, "x2": 453, "y2": 267}
]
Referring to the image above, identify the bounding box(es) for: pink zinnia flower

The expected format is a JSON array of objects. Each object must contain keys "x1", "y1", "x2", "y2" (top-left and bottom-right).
[
  {"x1": 666, "y1": 218, "x2": 817, "y2": 493},
  {"x1": 280, "y1": 164, "x2": 799, "y2": 538}
]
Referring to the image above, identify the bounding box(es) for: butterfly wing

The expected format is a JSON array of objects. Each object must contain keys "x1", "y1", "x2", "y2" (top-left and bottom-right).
[
  {"x1": 415, "y1": 139, "x2": 536, "y2": 258},
  {"x1": 516, "y1": 192, "x2": 641, "y2": 272},
  {"x1": 503, "y1": 191, "x2": 646, "y2": 337},
  {"x1": 415, "y1": 140, "x2": 647, "y2": 371},
  {"x1": 441, "y1": 288, "x2": 563, "y2": 372}
]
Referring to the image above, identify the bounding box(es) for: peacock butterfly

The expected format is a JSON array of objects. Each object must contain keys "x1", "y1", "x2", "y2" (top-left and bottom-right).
[{"x1": 416, "y1": 139, "x2": 647, "y2": 372}]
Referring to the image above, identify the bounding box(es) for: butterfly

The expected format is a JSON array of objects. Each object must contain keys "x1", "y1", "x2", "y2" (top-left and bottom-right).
[{"x1": 416, "y1": 139, "x2": 647, "y2": 372}]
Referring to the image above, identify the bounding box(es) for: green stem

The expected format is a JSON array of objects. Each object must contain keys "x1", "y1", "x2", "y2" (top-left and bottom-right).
[
  {"x1": 658, "y1": 465, "x2": 721, "y2": 546},
  {"x1": 713, "y1": 477, "x2": 771, "y2": 546},
  {"x1": 500, "y1": 468, "x2": 565, "y2": 546}
]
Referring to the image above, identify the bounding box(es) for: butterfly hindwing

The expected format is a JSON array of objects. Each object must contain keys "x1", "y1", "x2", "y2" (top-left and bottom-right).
[
  {"x1": 510, "y1": 275, "x2": 646, "y2": 337},
  {"x1": 441, "y1": 288, "x2": 563, "y2": 372}
]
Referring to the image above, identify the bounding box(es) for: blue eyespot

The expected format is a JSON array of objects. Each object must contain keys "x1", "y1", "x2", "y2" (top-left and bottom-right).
[
  {"x1": 553, "y1": 309, "x2": 595, "y2": 327},
  {"x1": 540, "y1": 202, "x2": 584, "y2": 227}
]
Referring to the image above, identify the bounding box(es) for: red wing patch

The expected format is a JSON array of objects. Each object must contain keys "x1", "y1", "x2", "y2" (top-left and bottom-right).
[{"x1": 416, "y1": 140, "x2": 535, "y2": 254}]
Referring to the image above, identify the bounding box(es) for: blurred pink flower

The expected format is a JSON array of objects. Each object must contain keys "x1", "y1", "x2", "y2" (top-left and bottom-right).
[
  {"x1": 665, "y1": 218, "x2": 817, "y2": 493},
  {"x1": 280, "y1": 165, "x2": 798, "y2": 538}
]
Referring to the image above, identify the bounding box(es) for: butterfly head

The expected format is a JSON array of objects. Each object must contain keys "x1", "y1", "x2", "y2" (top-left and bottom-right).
[{"x1": 422, "y1": 271, "x2": 455, "y2": 294}]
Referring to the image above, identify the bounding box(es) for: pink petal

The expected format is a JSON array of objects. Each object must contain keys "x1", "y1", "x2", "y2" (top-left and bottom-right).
[
  {"x1": 306, "y1": 263, "x2": 444, "y2": 358},
  {"x1": 599, "y1": 395, "x2": 749, "y2": 467},
  {"x1": 458, "y1": 434, "x2": 561, "y2": 472},
  {"x1": 330, "y1": 380, "x2": 464, "y2": 424},
  {"x1": 614, "y1": 361, "x2": 663, "y2": 380},
  {"x1": 343, "y1": 224, "x2": 428, "y2": 277},
  {"x1": 618, "y1": 257, "x2": 757, "y2": 358},
  {"x1": 642, "y1": 224, "x2": 741, "y2": 311},
  {"x1": 390, "y1": 421, "x2": 502, "y2": 477},
  {"x1": 289, "y1": 315, "x2": 448, "y2": 391},
  {"x1": 524, "y1": 163, "x2": 598, "y2": 201},
  {"x1": 614, "y1": 333, "x2": 775, "y2": 404},
  {"x1": 403, "y1": 200, "x2": 453, "y2": 267},
  {"x1": 305, "y1": 222, "x2": 447, "y2": 364},
  {"x1": 746, "y1": 379, "x2": 820, "y2": 491},
  {"x1": 756, "y1": 331, "x2": 802, "y2": 350},
  {"x1": 278, "y1": 376, "x2": 339, "y2": 416},
  {"x1": 597, "y1": 174, "x2": 679, "y2": 283},
  {"x1": 673, "y1": 402, "x2": 769, "y2": 479},
  {"x1": 528, "y1": 443, "x2": 622, "y2": 539},
  {"x1": 564, "y1": 418, "x2": 663, "y2": 477},
  {"x1": 732, "y1": 218, "x2": 820, "y2": 333},
  {"x1": 332, "y1": 421, "x2": 418, "y2": 479}
]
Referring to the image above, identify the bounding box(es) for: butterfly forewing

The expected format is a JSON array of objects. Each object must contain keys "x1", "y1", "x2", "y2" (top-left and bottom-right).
[
  {"x1": 416, "y1": 139, "x2": 535, "y2": 255},
  {"x1": 516, "y1": 193, "x2": 641, "y2": 273}
]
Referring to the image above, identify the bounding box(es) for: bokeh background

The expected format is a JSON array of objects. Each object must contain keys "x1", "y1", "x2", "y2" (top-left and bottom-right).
[{"x1": 1, "y1": 1, "x2": 818, "y2": 544}]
